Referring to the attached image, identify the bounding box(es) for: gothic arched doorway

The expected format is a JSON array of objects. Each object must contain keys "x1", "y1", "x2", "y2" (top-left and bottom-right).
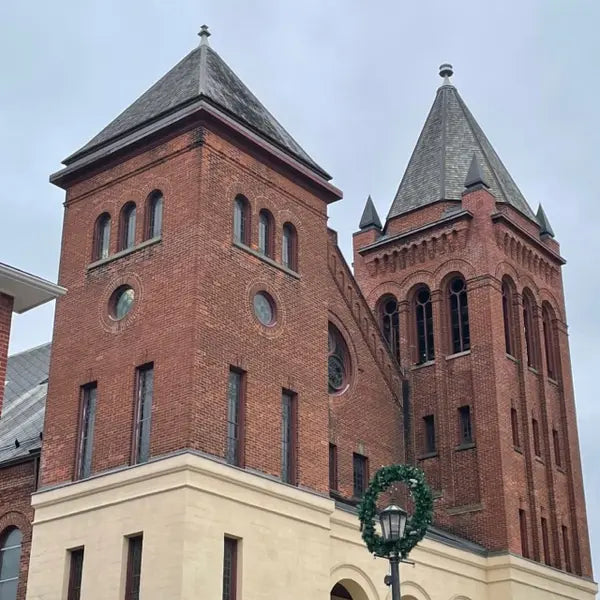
[{"x1": 330, "y1": 580, "x2": 369, "y2": 600}]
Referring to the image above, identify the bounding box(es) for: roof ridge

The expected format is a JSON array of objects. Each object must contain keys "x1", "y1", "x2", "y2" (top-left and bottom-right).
[{"x1": 8, "y1": 341, "x2": 51, "y2": 360}]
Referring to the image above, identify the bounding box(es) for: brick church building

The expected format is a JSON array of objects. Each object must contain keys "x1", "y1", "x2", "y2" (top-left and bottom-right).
[{"x1": 0, "y1": 27, "x2": 596, "y2": 600}]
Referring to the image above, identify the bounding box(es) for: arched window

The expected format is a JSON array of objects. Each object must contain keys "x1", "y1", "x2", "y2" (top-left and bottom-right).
[
  {"x1": 415, "y1": 286, "x2": 434, "y2": 364},
  {"x1": 502, "y1": 278, "x2": 515, "y2": 356},
  {"x1": 378, "y1": 295, "x2": 400, "y2": 359},
  {"x1": 0, "y1": 527, "x2": 22, "y2": 600},
  {"x1": 542, "y1": 304, "x2": 557, "y2": 379},
  {"x1": 522, "y1": 290, "x2": 537, "y2": 368},
  {"x1": 282, "y1": 222, "x2": 298, "y2": 271},
  {"x1": 258, "y1": 209, "x2": 274, "y2": 258},
  {"x1": 119, "y1": 202, "x2": 137, "y2": 250},
  {"x1": 233, "y1": 195, "x2": 250, "y2": 245},
  {"x1": 93, "y1": 213, "x2": 111, "y2": 261},
  {"x1": 146, "y1": 191, "x2": 163, "y2": 239},
  {"x1": 448, "y1": 276, "x2": 470, "y2": 354},
  {"x1": 328, "y1": 323, "x2": 351, "y2": 394}
]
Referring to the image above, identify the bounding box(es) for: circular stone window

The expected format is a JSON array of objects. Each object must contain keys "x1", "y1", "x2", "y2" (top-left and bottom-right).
[
  {"x1": 253, "y1": 291, "x2": 276, "y2": 326},
  {"x1": 110, "y1": 285, "x2": 135, "y2": 320}
]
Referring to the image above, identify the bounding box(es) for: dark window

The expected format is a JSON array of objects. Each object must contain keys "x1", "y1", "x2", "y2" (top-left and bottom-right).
[
  {"x1": 353, "y1": 453, "x2": 368, "y2": 498},
  {"x1": 415, "y1": 286, "x2": 434, "y2": 363},
  {"x1": 553, "y1": 429, "x2": 561, "y2": 467},
  {"x1": 77, "y1": 383, "x2": 97, "y2": 479},
  {"x1": 532, "y1": 418, "x2": 541, "y2": 457},
  {"x1": 448, "y1": 277, "x2": 470, "y2": 354},
  {"x1": 281, "y1": 391, "x2": 297, "y2": 485},
  {"x1": 331, "y1": 583, "x2": 353, "y2": 599},
  {"x1": 379, "y1": 295, "x2": 400, "y2": 360},
  {"x1": 0, "y1": 527, "x2": 22, "y2": 600},
  {"x1": 67, "y1": 548, "x2": 84, "y2": 600},
  {"x1": 328, "y1": 324, "x2": 351, "y2": 394},
  {"x1": 329, "y1": 443, "x2": 338, "y2": 491},
  {"x1": 542, "y1": 306, "x2": 556, "y2": 379},
  {"x1": 541, "y1": 517, "x2": 551, "y2": 565},
  {"x1": 519, "y1": 510, "x2": 529, "y2": 558},
  {"x1": 562, "y1": 525, "x2": 572, "y2": 572},
  {"x1": 233, "y1": 195, "x2": 250, "y2": 245},
  {"x1": 226, "y1": 369, "x2": 245, "y2": 466},
  {"x1": 124, "y1": 535, "x2": 143, "y2": 600},
  {"x1": 258, "y1": 209, "x2": 274, "y2": 258},
  {"x1": 146, "y1": 191, "x2": 163, "y2": 239},
  {"x1": 423, "y1": 414, "x2": 436, "y2": 453},
  {"x1": 222, "y1": 537, "x2": 238, "y2": 600},
  {"x1": 119, "y1": 202, "x2": 137, "y2": 250},
  {"x1": 282, "y1": 223, "x2": 298, "y2": 271},
  {"x1": 511, "y1": 408, "x2": 520, "y2": 447},
  {"x1": 523, "y1": 292, "x2": 537, "y2": 368},
  {"x1": 93, "y1": 213, "x2": 111, "y2": 261},
  {"x1": 134, "y1": 364, "x2": 154, "y2": 464},
  {"x1": 502, "y1": 280, "x2": 514, "y2": 355},
  {"x1": 458, "y1": 405, "x2": 473, "y2": 444}
]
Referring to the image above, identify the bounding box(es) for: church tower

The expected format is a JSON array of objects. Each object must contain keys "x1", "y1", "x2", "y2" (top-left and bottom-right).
[{"x1": 353, "y1": 64, "x2": 592, "y2": 577}]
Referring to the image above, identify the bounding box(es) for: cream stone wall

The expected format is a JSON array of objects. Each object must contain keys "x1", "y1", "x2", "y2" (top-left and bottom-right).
[{"x1": 26, "y1": 452, "x2": 597, "y2": 600}]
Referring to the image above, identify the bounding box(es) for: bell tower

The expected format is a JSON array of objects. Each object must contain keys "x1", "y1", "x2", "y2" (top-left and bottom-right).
[{"x1": 353, "y1": 64, "x2": 592, "y2": 577}]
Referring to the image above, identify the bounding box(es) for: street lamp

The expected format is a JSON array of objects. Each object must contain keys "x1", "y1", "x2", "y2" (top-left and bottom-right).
[{"x1": 379, "y1": 504, "x2": 408, "y2": 600}]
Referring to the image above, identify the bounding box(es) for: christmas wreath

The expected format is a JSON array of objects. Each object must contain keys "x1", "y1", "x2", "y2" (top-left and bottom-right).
[{"x1": 357, "y1": 464, "x2": 433, "y2": 558}]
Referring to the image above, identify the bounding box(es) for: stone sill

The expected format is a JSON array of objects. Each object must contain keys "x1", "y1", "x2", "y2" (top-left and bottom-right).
[
  {"x1": 411, "y1": 360, "x2": 435, "y2": 371},
  {"x1": 446, "y1": 350, "x2": 471, "y2": 361},
  {"x1": 528, "y1": 366, "x2": 539, "y2": 375},
  {"x1": 548, "y1": 377, "x2": 559, "y2": 387},
  {"x1": 455, "y1": 442, "x2": 476, "y2": 452},
  {"x1": 233, "y1": 241, "x2": 300, "y2": 279},
  {"x1": 417, "y1": 451, "x2": 438, "y2": 461},
  {"x1": 513, "y1": 445, "x2": 523, "y2": 455},
  {"x1": 557, "y1": 466, "x2": 566, "y2": 474},
  {"x1": 506, "y1": 353, "x2": 519, "y2": 364},
  {"x1": 534, "y1": 455, "x2": 544, "y2": 465},
  {"x1": 87, "y1": 236, "x2": 162, "y2": 270},
  {"x1": 447, "y1": 502, "x2": 483, "y2": 516}
]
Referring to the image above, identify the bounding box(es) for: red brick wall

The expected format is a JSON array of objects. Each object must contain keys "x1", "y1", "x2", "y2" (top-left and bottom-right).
[
  {"x1": 353, "y1": 188, "x2": 593, "y2": 576},
  {"x1": 0, "y1": 458, "x2": 37, "y2": 600},
  {"x1": 0, "y1": 293, "x2": 13, "y2": 415}
]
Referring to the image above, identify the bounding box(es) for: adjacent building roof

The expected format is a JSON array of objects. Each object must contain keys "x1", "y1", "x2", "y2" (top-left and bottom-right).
[
  {"x1": 387, "y1": 65, "x2": 536, "y2": 222},
  {"x1": 63, "y1": 26, "x2": 329, "y2": 180},
  {"x1": 0, "y1": 262, "x2": 65, "y2": 313},
  {"x1": 0, "y1": 343, "x2": 51, "y2": 464}
]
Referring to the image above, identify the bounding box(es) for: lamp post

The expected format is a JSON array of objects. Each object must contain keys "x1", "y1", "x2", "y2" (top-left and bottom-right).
[{"x1": 379, "y1": 504, "x2": 408, "y2": 600}]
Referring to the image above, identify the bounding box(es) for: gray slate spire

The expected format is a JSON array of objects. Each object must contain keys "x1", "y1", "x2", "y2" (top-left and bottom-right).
[
  {"x1": 387, "y1": 65, "x2": 536, "y2": 221},
  {"x1": 359, "y1": 195, "x2": 382, "y2": 230},
  {"x1": 464, "y1": 153, "x2": 490, "y2": 190},
  {"x1": 536, "y1": 204, "x2": 555, "y2": 238},
  {"x1": 63, "y1": 27, "x2": 328, "y2": 179}
]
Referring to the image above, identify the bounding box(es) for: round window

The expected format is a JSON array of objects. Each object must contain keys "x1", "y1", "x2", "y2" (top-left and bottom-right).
[
  {"x1": 110, "y1": 286, "x2": 135, "y2": 320},
  {"x1": 253, "y1": 292, "x2": 276, "y2": 326}
]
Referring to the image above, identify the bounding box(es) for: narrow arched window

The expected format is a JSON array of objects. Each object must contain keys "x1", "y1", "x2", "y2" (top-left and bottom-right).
[
  {"x1": 415, "y1": 286, "x2": 434, "y2": 363},
  {"x1": 282, "y1": 223, "x2": 298, "y2": 271},
  {"x1": 502, "y1": 279, "x2": 515, "y2": 356},
  {"x1": 328, "y1": 323, "x2": 351, "y2": 394},
  {"x1": 523, "y1": 291, "x2": 537, "y2": 368},
  {"x1": 378, "y1": 295, "x2": 400, "y2": 359},
  {"x1": 119, "y1": 202, "x2": 137, "y2": 250},
  {"x1": 542, "y1": 304, "x2": 557, "y2": 379},
  {"x1": 0, "y1": 527, "x2": 23, "y2": 600},
  {"x1": 93, "y1": 213, "x2": 111, "y2": 261},
  {"x1": 258, "y1": 209, "x2": 274, "y2": 258},
  {"x1": 449, "y1": 276, "x2": 470, "y2": 354},
  {"x1": 233, "y1": 195, "x2": 250, "y2": 245},
  {"x1": 146, "y1": 191, "x2": 163, "y2": 239}
]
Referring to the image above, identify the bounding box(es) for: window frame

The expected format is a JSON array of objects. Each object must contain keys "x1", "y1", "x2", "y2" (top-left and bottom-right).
[
  {"x1": 523, "y1": 291, "x2": 538, "y2": 369},
  {"x1": 93, "y1": 213, "x2": 111, "y2": 261},
  {"x1": 352, "y1": 452, "x2": 369, "y2": 498},
  {"x1": 448, "y1": 276, "x2": 470, "y2": 354},
  {"x1": 282, "y1": 222, "x2": 298, "y2": 272},
  {"x1": 502, "y1": 279, "x2": 515, "y2": 356},
  {"x1": 233, "y1": 195, "x2": 250, "y2": 246},
  {"x1": 124, "y1": 534, "x2": 143, "y2": 600},
  {"x1": 281, "y1": 390, "x2": 297, "y2": 485},
  {"x1": 532, "y1": 418, "x2": 541, "y2": 457},
  {"x1": 226, "y1": 368, "x2": 246, "y2": 467},
  {"x1": 67, "y1": 547, "x2": 84, "y2": 600},
  {"x1": 328, "y1": 443, "x2": 338, "y2": 492},
  {"x1": 0, "y1": 527, "x2": 22, "y2": 600},
  {"x1": 146, "y1": 191, "x2": 164, "y2": 240},
  {"x1": 542, "y1": 304, "x2": 557, "y2": 379},
  {"x1": 76, "y1": 383, "x2": 97, "y2": 480},
  {"x1": 562, "y1": 525, "x2": 572, "y2": 572},
  {"x1": 541, "y1": 516, "x2": 551, "y2": 565},
  {"x1": 414, "y1": 285, "x2": 434, "y2": 364},
  {"x1": 458, "y1": 405, "x2": 473, "y2": 445},
  {"x1": 377, "y1": 294, "x2": 400, "y2": 361},
  {"x1": 519, "y1": 509, "x2": 529, "y2": 558},
  {"x1": 119, "y1": 202, "x2": 137, "y2": 251},
  {"x1": 553, "y1": 428, "x2": 561, "y2": 467},
  {"x1": 222, "y1": 537, "x2": 238, "y2": 600},
  {"x1": 423, "y1": 414, "x2": 436, "y2": 453},
  {"x1": 258, "y1": 209, "x2": 275, "y2": 258},
  {"x1": 328, "y1": 323, "x2": 352, "y2": 395},
  {"x1": 511, "y1": 407, "x2": 520, "y2": 448},
  {"x1": 133, "y1": 364, "x2": 154, "y2": 465}
]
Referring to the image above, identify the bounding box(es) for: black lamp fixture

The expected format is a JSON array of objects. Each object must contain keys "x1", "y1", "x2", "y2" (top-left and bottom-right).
[{"x1": 379, "y1": 504, "x2": 408, "y2": 600}]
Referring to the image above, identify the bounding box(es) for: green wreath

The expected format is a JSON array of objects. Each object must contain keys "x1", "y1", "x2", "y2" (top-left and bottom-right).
[{"x1": 357, "y1": 464, "x2": 433, "y2": 558}]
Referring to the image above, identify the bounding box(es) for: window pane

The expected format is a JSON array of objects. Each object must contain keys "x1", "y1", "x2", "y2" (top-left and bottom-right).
[
  {"x1": 136, "y1": 366, "x2": 154, "y2": 463},
  {"x1": 67, "y1": 549, "x2": 84, "y2": 600},
  {"x1": 281, "y1": 392, "x2": 295, "y2": 484},
  {"x1": 0, "y1": 580, "x2": 17, "y2": 600},
  {"x1": 222, "y1": 538, "x2": 237, "y2": 600},
  {"x1": 151, "y1": 195, "x2": 163, "y2": 237},
  {"x1": 125, "y1": 536, "x2": 143, "y2": 600},
  {"x1": 329, "y1": 444, "x2": 338, "y2": 491},
  {"x1": 0, "y1": 546, "x2": 20, "y2": 580},
  {"x1": 258, "y1": 214, "x2": 267, "y2": 254},
  {"x1": 79, "y1": 385, "x2": 97, "y2": 479},
  {"x1": 100, "y1": 219, "x2": 110, "y2": 259},
  {"x1": 227, "y1": 371, "x2": 242, "y2": 465},
  {"x1": 353, "y1": 453, "x2": 367, "y2": 497}
]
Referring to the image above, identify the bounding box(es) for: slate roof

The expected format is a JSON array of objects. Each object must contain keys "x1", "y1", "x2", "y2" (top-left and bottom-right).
[
  {"x1": 387, "y1": 76, "x2": 536, "y2": 221},
  {"x1": 64, "y1": 33, "x2": 328, "y2": 179},
  {"x1": 359, "y1": 195, "x2": 383, "y2": 230},
  {"x1": 0, "y1": 343, "x2": 51, "y2": 464}
]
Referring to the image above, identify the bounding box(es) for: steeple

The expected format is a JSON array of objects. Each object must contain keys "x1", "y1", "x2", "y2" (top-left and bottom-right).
[
  {"x1": 359, "y1": 195, "x2": 383, "y2": 231},
  {"x1": 387, "y1": 65, "x2": 535, "y2": 221},
  {"x1": 536, "y1": 203, "x2": 555, "y2": 238},
  {"x1": 463, "y1": 153, "x2": 490, "y2": 191},
  {"x1": 61, "y1": 27, "x2": 329, "y2": 180}
]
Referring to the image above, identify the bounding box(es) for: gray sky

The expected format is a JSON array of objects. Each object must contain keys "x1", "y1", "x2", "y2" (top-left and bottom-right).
[{"x1": 2, "y1": 0, "x2": 599, "y2": 578}]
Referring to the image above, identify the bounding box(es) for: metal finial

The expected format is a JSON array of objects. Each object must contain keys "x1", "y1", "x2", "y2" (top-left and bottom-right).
[
  {"x1": 198, "y1": 24, "x2": 211, "y2": 46},
  {"x1": 439, "y1": 63, "x2": 453, "y2": 84}
]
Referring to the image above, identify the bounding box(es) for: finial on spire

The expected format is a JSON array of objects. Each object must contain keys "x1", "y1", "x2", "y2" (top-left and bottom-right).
[
  {"x1": 439, "y1": 63, "x2": 453, "y2": 85},
  {"x1": 359, "y1": 195, "x2": 383, "y2": 231},
  {"x1": 198, "y1": 24, "x2": 211, "y2": 46}
]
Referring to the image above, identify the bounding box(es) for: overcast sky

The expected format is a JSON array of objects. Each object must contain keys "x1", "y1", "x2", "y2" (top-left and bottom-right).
[{"x1": 2, "y1": 0, "x2": 598, "y2": 578}]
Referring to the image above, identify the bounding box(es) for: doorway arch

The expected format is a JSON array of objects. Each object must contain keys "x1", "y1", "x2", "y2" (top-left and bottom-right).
[{"x1": 330, "y1": 580, "x2": 370, "y2": 600}]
